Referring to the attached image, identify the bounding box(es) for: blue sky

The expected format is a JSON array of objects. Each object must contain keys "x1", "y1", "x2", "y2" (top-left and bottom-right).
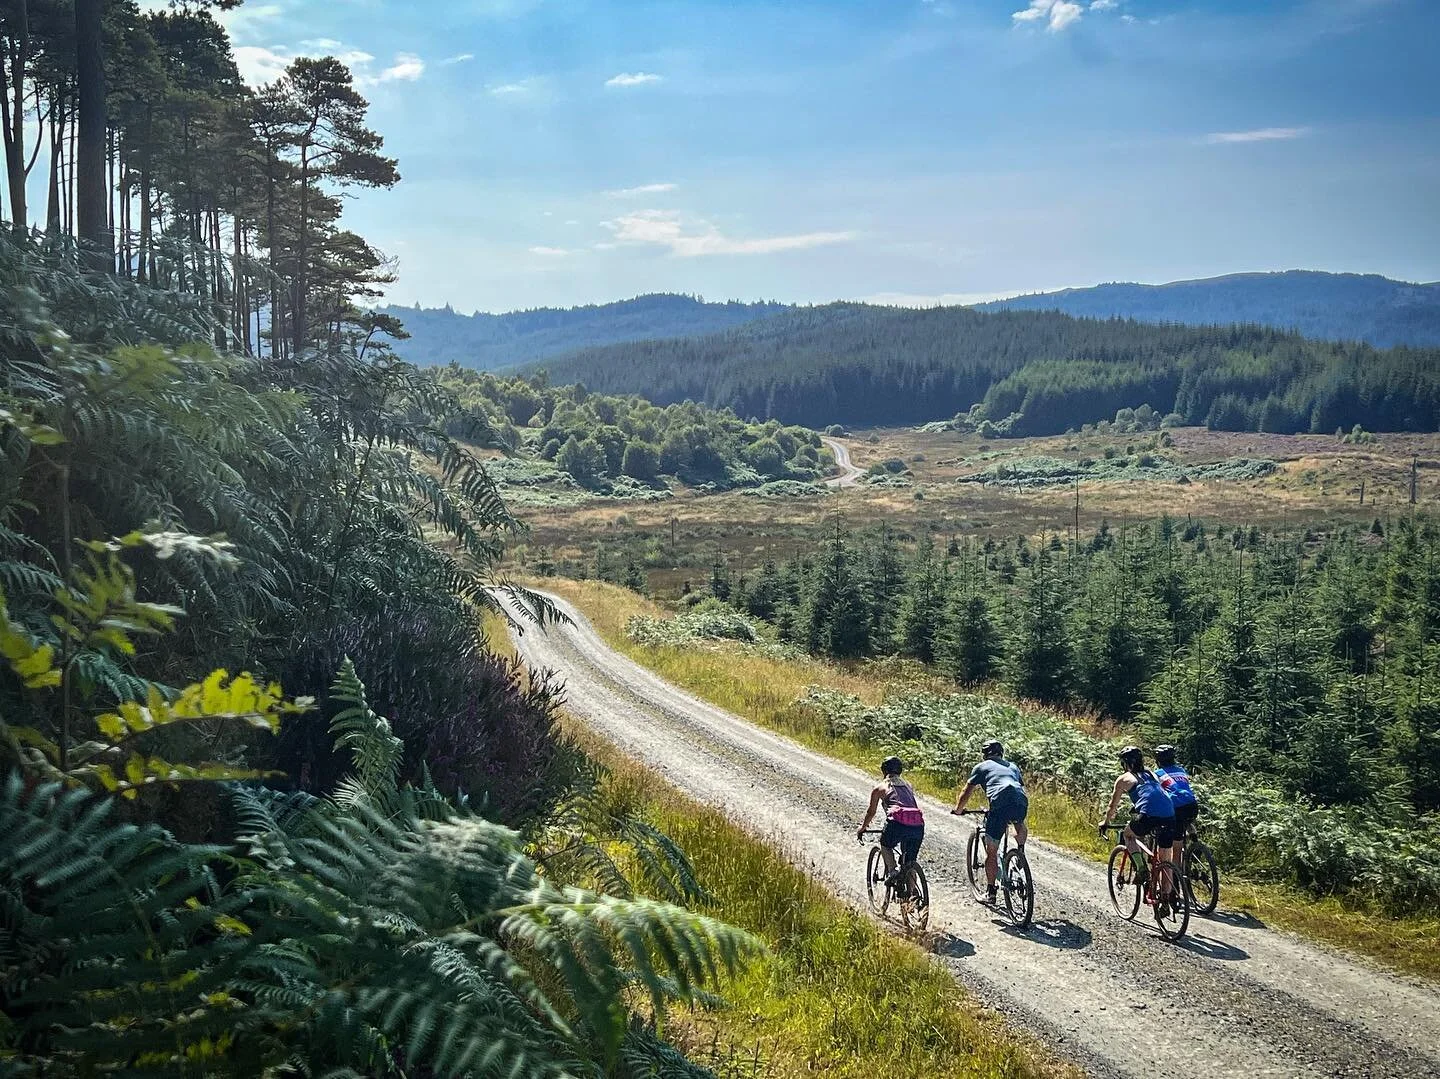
[{"x1": 212, "y1": 0, "x2": 1439, "y2": 312}]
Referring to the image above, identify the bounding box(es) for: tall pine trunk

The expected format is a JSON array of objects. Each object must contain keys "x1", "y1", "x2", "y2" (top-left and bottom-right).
[
  {"x1": 1, "y1": 0, "x2": 30, "y2": 229},
  {"x1": 45, "y1": 98, "x2": 60, "y2": 234},
  {"x1": 75, "y1": 0, "x2": 110, "y2": 266}
]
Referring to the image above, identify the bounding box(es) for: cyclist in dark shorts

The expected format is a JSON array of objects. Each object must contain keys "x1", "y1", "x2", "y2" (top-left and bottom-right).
[
  {"x1": 857, "y1": 756, "x2": 925, "y2": 891},
  {"x1": 1100, "y1": 745, "x2": 1177, "y2": 903},
  {"x1": 950, "y1": 739, "x2": 1028, "y2": 904},
  {"x1": 1153, "y1": 744, "x2": 1199, "y2": 864}
]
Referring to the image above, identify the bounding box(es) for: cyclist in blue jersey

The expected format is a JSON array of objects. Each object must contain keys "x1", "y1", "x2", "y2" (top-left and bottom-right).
[
  {"x1": 951, "y1": 739, "x2": 1028, "y2": 904},
  {"x1": 1099, "y1": 745, "x2": 1177, "y2": 905},
  {"x1": 1153, "y1": 744, "x2": 1199, "y2": 864}
]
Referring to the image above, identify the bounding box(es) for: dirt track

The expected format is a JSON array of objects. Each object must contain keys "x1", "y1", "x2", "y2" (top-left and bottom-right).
[
  {"x1": 821, "y1": 437, "x2": 864, "y2": 487},
  {"x1": 508, "y1": 594, "x2": 1440, "y2": 1079}
]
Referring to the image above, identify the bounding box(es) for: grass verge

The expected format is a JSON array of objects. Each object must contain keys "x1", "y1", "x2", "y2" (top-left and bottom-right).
[
  {"x1": 569, "y1": 721, "x2": 1079, "y2": 1079},
  {"x1": 532, "y1": 578, "x2": 1440, "y2": 982}
]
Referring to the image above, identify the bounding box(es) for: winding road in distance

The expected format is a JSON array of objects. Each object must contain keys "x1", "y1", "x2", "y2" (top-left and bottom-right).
[
  {"x1": 508, "y1": 592, "x2": 1440, "y2": 1079},
  {"x1": 821, "y1": 436, "x2": 864, "y2": 487}
]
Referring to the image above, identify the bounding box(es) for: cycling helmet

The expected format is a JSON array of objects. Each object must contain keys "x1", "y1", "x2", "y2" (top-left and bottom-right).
[
  {"x1": 1119, "y1": 745, "x2": 1144, "y2": 772},
  {"x1": 981, "y1": 739, "x2": 1004, "y2": 760},
  {"x1": 1154, "y1": 744, "x2": 1178, "y2": 767},
  {"x1": 880, "y1": 756, "x2": 904, "y2": 776}
]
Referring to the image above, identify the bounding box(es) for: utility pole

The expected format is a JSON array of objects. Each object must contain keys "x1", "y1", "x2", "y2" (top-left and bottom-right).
[{"x1": 1411, "y1": 455, "x2": 1419, "y2": 505}]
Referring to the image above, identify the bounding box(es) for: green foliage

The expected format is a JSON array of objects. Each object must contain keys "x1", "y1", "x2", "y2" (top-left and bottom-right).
[{"x1": 627, "y1": 601, "x2": 761, "y2": 647}]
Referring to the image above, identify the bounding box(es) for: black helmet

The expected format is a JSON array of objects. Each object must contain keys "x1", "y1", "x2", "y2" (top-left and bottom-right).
[
  {"x1": 1119, "y1": 745, "x2": 1144, "y2": 772},
  {"x1": 981, "y1": 739, "x2": 1003, "y2": 760},
  {"x1": 1154, "y1": 744, "x2": 1178, "y2": 767},
  {"x1": 881, "y1": 756, "x2": 904, "y2": 776}
]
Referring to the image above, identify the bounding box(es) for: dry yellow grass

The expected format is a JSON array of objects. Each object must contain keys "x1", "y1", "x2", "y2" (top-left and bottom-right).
[{"x1": 532, "y1": 578, "x2": 1440, "y2": 982}]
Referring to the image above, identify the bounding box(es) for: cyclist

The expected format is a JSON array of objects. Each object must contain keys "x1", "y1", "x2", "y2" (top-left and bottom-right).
[
  {"x1": 950, "y1": 739, "x2": 1028, "y2": 904},
  {"x1": 1099, "y1": 745, "x2": 1177, "y2": 907},
  {"x1": 857, "y1": 756, "x2": 925, "y2": 893},
  {"x1": 1153, "y1": 744, "x2": 1199, "y2": 865}
]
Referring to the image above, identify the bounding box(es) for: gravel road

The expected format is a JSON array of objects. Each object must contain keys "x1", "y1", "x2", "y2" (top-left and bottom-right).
[
  {"x1": 508, "y1": 594, "x2": 1440, "y2": 1079},
  {"x1": 821, "y1": 437, "x2": 864, "y2": 487}
]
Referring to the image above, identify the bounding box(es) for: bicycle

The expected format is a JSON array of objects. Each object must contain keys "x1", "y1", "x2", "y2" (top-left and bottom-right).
[
  {"x1": 958, "y1": 808, "x2": 1034, "y2": 928},
  {"x1": 859, "y1": 829, "x2": 930, "y2": 931},
  {"x1": 1101, "y1": 822, "x2": 1190, "y2": 941},
  {"x1": 1179, "y1": 822, "x2": 1219, "y2": 916}
]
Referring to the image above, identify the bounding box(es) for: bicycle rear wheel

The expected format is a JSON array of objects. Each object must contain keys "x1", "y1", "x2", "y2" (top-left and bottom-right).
[
  {"x1": 901, "y1": 862, "x2": 930, "y2": 931},
  {"x1": 965, "y1": 829, "x2": 989, "y2": 900},
  {"x1": 1001, "y1": 849, "x2": 1034, "y2": 928},
  {"x1": 1107, "y1": 846, "x2": 1141, "y2": 920},
  {"x1": 1185, "y1": 842, "x2": 1219, "y2": 916},
  {"x1": 866, "y1": 846, "x2": 888, "y2": 915},
  {"x1": 1150, "y1": 862, "x2": 1191, "y2": 941}
]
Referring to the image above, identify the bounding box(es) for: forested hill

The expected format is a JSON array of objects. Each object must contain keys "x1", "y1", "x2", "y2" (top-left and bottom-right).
[
  {"x1": 380, "y1": 294, "x2": 789, "y2": 369},
  {"x1": 974, "y1": 271, "x2": 1440, "y2": 348},
  {"x1": 534, "y1": 303, "x2": 1440, "y2": 435}
]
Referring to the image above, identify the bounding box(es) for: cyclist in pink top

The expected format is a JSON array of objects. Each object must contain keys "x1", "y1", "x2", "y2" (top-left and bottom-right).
[{"x1": 857, "y1": 756, "x2": 926, "y2": 891}]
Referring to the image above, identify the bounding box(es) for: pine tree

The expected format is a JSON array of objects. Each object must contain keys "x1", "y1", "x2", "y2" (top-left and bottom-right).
[
  {"x1": 939, "y1": 593, "x2": 999, "y2": 685},
  {"x1": 863, "y1": 522, "x2": 905, "y2": 645},
  {"x1": 709, "y1": 550, "x2": 732, "y2": 600},
  {"x1": 1003, "y1": 552, "x2": 1072, "y2": 704},
  {"x1": 896, "y1": 536, "x2": 945, "y2": 662},
  {"x1": 802, "y1": 520, "x2": 871, "y2": 658}
]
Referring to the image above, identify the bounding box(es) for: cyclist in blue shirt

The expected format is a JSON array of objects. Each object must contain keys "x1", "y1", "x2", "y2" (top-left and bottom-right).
[
  {"x1": 951, "y1": 739, "x2": 1028, "y2": 904},
  {"x1": 1099, "y1": 745, "x2": 1177, "y2": 904},
  {"x1": 1153, "y1": 744, "x2": 1199, "y2": 864}
]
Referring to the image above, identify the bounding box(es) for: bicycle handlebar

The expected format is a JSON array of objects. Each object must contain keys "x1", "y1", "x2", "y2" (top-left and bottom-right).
[{"x1": 954, "y1": 808, "x2": 988, "y2": 817}]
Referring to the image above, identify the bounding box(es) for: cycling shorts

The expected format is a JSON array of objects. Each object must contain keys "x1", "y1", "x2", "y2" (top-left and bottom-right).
[
  {"x1": 1172, "y1": 802, "x2": 1199, "y2": 836},
  {"x1": 985, "y1": 789, "x2": 1028, "y2": 843},
  {"x1": 880, "y1": 820, "x2": 925, "y2": 865},
  {"x1": 1130, "y1": 812, "x2": 1177, "y2": 848}
]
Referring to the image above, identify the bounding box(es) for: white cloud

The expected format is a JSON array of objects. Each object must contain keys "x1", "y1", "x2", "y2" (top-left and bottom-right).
[
  {"x1": 858, "y1": 290, "x2": 1038, "y2": 307},
  {"x1": 602, "y1": 209, "x2": 854, "y2": 258},
  {"x1": 605, "y1": 71, "x2": 663, "y2": 88},
  {"x1": 233, "y1": 45, "x2": 295, "y2": 85},
  {"x1": 375, "y1": 53, "x2": 425, "y2": 83},
  {"x1": 441, "y1": 53, "x2": 475, "y2": 65},
  {"x1": 488, "y1": 80, "x2": 535, "y2": 96},
  {"x1": 1203, "y1": 126, "x2": 1311, "y2": 144},
  {"x1": 217, "y1": 3, "x2": 286, "y2": 44},
  {"x1": 1013, "y1": 1, "x2": 1086, "y2": 31},
  {"x1": 529, "y1": 246, "x2": 571, "y2": 257},
  {"x1": 1089, "y1": 0, "x2": 1119, "y2": 11},
  {"x1": 606, "y1": 182, "x2": 678, "y2": 198}
]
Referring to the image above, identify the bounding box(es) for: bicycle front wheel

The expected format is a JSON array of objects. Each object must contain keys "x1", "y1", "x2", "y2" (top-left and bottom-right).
[
  {"x1": 1001, "y1": 849, "x2": 1034, "y2": 928},
  {"x1": 901, "y1": 862, "x2": 930, "y2": 931},
  {"x1": 1150, "y1": 862, "x2": 1191, "y2": 942},
  {"x1": 1185, "y1": 842, "x2": 1219, "y2": 916},
  {"x1": 966, "y1": 829, "x2": 988, "y2": 900},
  {"x1": 1107, "y1": 846, "x2": 1141, "y2": 920},
  {"x1": 866, "y1": 846, "x2": 888, "y2": 915}
]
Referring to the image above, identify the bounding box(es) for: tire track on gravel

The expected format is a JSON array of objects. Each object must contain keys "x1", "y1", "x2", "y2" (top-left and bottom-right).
[{"x1": 508, "y1": 594, "x2": 1440, "y2": 1079}]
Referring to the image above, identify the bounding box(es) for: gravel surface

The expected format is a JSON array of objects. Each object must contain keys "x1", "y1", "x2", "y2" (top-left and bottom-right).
[
  {"x1": 508, "y1": 593, "x2": 1440, "y2": 1079},
  {"x1": 821, "y1": 437, "x2": 864, "y2": 487}
]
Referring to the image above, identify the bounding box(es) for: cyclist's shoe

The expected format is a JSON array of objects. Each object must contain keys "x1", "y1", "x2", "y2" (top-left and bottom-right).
[{"x1": 985, "y1": 885, "x2": 998, "y2": 905}]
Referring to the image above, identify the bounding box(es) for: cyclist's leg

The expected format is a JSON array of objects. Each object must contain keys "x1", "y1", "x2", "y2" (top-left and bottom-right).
[
  {"x1": 1012, "y1": 791, "x2": 1030, "y2": 850},
  {"x1": 982, "y1": 805, "x2": 1008, "y2": 890},
  {"x1": 878, "y1": 819, "x2": 900, "y2": 878},
  {"x1": 1171, "y1": 803, "x2": 1196, "y2": 864}
]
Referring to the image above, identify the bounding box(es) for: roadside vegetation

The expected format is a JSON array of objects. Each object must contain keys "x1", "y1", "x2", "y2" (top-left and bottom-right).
[{"x1": 537, "y1": 579, "x2": 1440, "y2": 981}]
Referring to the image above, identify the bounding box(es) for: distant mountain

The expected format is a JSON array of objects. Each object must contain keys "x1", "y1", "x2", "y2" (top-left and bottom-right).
[
  {"x1": 974, "y1": 271, "x2": 1440, "y2": 348},
  {"x1": 379, "y1": 294, "x2": 790, "y2": 370}
]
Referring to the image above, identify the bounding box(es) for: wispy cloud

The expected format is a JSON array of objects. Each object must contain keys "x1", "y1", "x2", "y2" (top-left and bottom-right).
[
  {"x1": 529, "y1": 246, "x2": 571, "y2": 257},
  {"x1": 1013, "y1": 1, "x2": 1086, "y2": 32},
  {"x1": 602, "y1": 209, "x2": 854, "y2": 257},
  {"x1": 374, "y1": 53, "x2": 425, "y2": 83},
  {"x1": 1089, "y1": 0, "x2": 1119, "y2": 11},
  {"x1": 216, "y1": 2, "x2": 286, "y2": 44},
  {"x1": 605, "y1": 182, "x2": 678, "y2": 198},
  {"x1": 1203, "y1": 126, "x2": 1311, "y2": 144},
  {"x1": 605, "y1": 72, "x2": 663, "y2": 88},
  {"x1": 441, "y1": 53, "x2": 475, "y2": 65},
  {"x1": 488, "y1": 79, "x2": 538, "y2": 96},
  {"x1": 859, "y1": 289, "x2": 1038, "y2": 307}
]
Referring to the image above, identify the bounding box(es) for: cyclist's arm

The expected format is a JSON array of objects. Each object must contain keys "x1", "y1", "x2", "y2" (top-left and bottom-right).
[
  {"x1": 952, "y1": 780, "x2": 979, "y2": 814},
  {"x1": 1100, "y1": 775, "x2": 1128, "y2": 826},
  {"x1": 857, "y1": 787, "x2": 882, "y2": 838}
]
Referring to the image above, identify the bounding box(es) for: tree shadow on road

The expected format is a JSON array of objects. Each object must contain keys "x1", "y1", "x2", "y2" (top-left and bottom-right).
[
  {"x1": 1000, "y1": 917, "x2": 1093, "y2": 950},
  {"x1": 1177, "y1": 933, "x2": 1249, "y2": 961}
]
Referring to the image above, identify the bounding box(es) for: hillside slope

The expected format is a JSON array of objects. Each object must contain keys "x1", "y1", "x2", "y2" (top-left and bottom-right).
[
  {"x1": 381, "y1": 293, "x2": 789, "y2": 370},
  {"x1": 975, "y1": 271, "x2": 1440, "y2": 348},
  {"x1": 535, "y1": 303, "x2": 1440, "y2": 434}
]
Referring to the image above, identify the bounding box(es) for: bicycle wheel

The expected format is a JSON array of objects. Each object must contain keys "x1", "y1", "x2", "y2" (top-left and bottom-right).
[
  {"x1": 965, "y1": 829, "x2": 989, "y2": 900},
  {"x1": 1107, "y1": 846, "x2": 1141, "y2": 920},
  {"x1": 865, "y1": 846, "x2": 888, "y2": 915},
  {"x1": 1150, "y1": 862, "x2": 1191, "y2": 942},
  {"x1": 1185, "y1": 842, "x2": 1220, "y2": 916},
  {"x1": 901, "y1": 862, "x2": 930, "y2": 931},
  {"x1": 1001, "y1": 849, "x2": 1034, "y2": 928}
]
